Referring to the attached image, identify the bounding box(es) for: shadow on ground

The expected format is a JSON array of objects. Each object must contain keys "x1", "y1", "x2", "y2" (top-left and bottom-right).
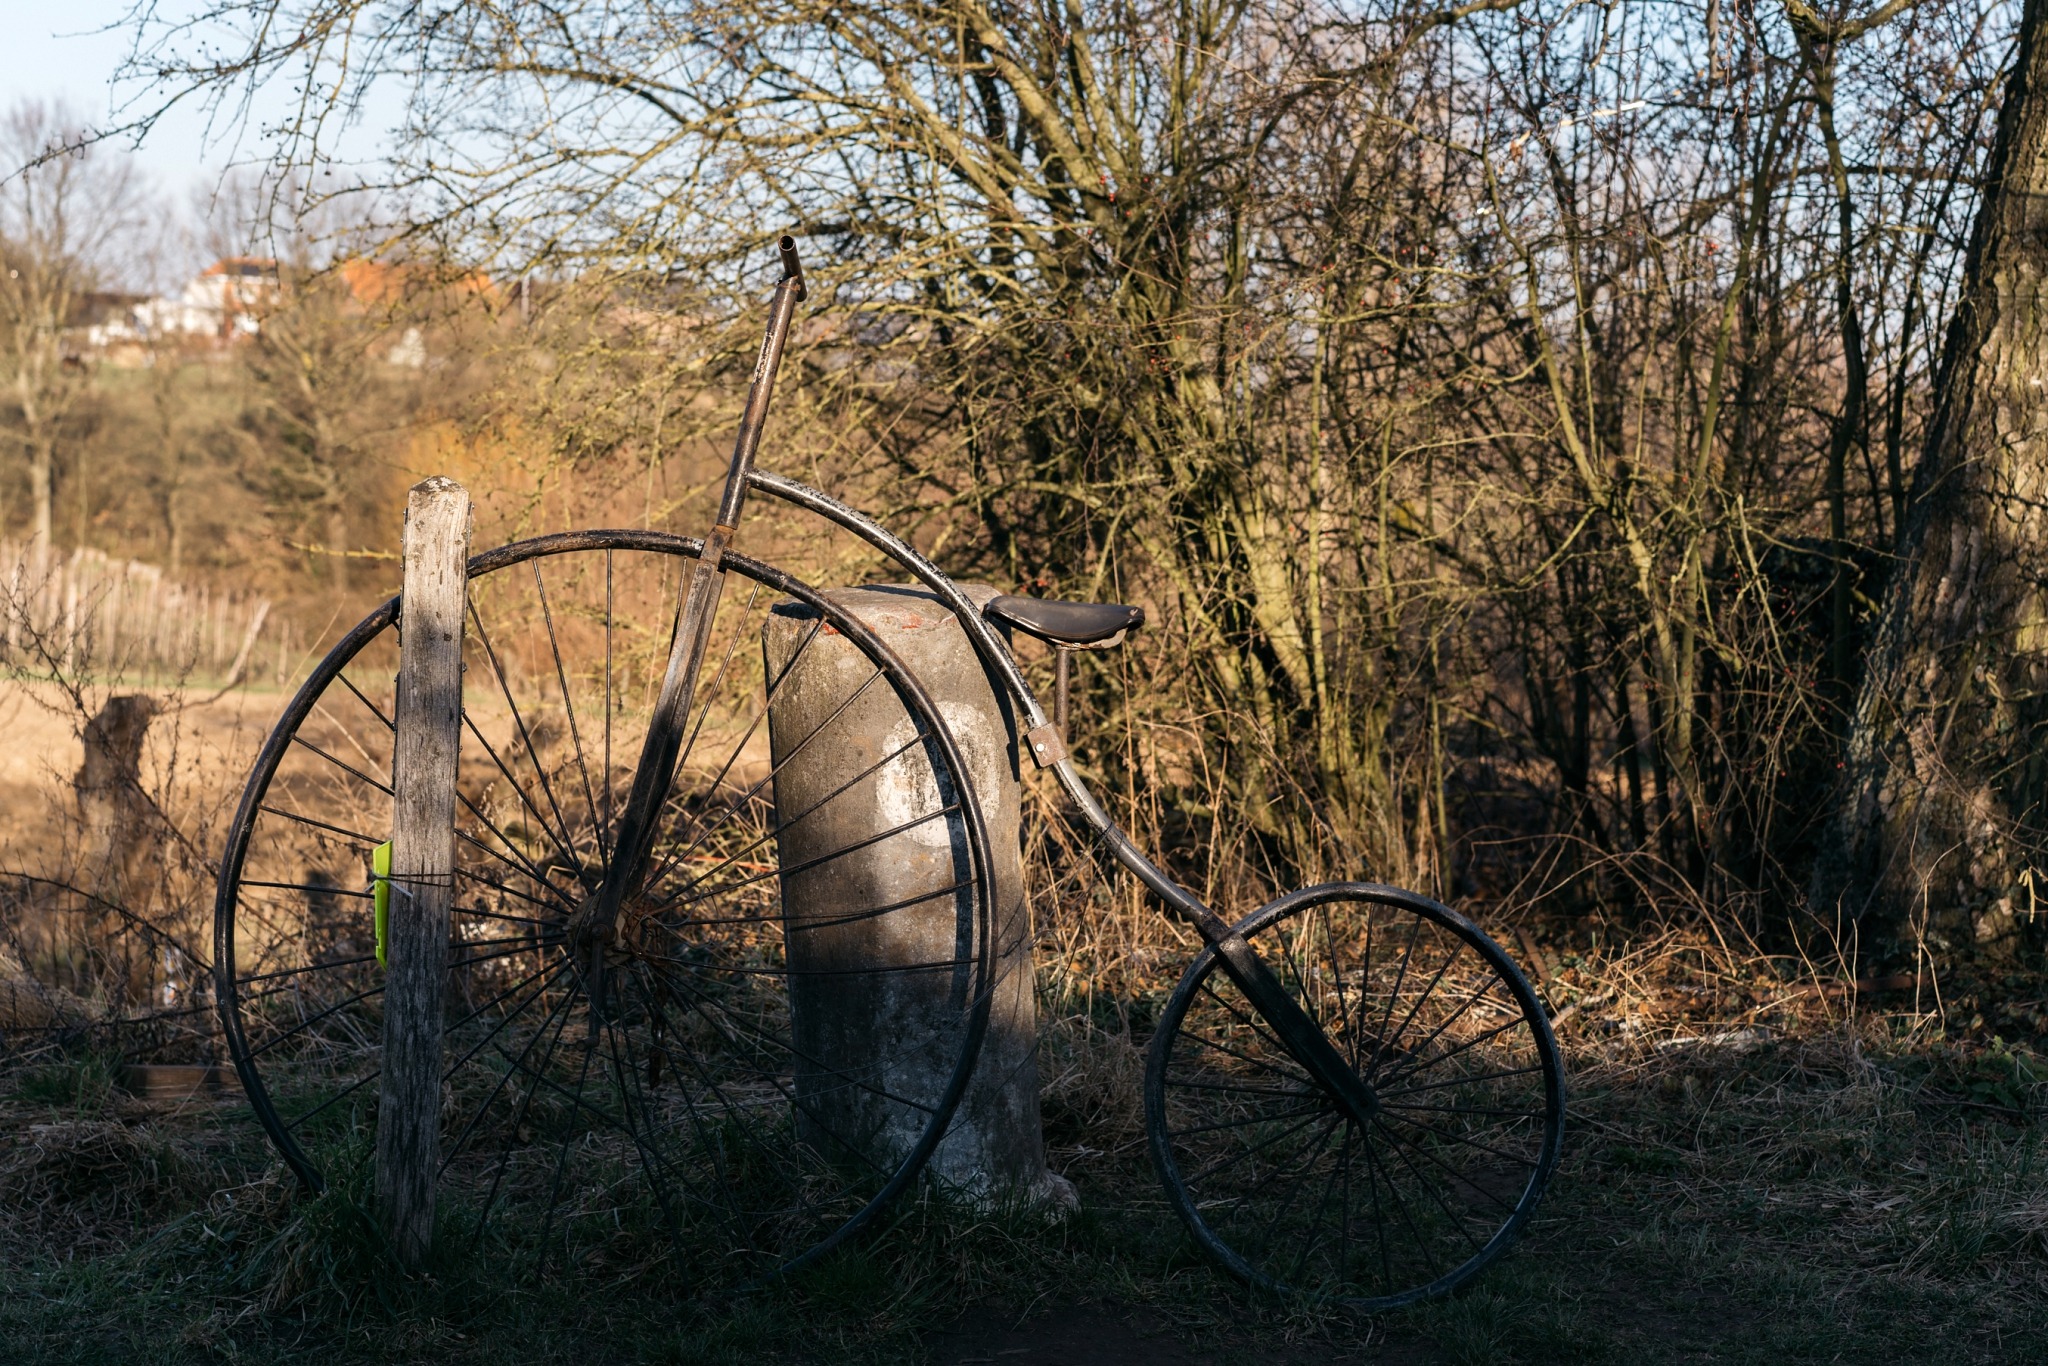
[{"x1": 0, "y1": 1026, "x2": 2043, "y2": 1364}]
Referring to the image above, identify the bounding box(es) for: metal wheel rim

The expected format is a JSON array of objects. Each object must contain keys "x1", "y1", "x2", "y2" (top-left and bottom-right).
[
  {"x1": 211, "y1": 529, "x2": 998, "y2": 1283},
  {"x1": 1144, "y1": 881, "x2": 1565, "y2": 1311}
]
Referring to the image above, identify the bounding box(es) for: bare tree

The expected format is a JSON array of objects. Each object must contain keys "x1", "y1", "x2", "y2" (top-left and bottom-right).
[
  {"x1": 233, "y1": 260, "x2": 425, "y2": 595},
  {"x1": 0, "y1": 99, "x2": 144, "y2": 567}
]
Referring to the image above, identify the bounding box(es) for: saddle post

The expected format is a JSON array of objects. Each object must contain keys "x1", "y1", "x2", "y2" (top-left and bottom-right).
[{"x1": 1053, "y1": 646, "x2": 1073, "y2": 739}]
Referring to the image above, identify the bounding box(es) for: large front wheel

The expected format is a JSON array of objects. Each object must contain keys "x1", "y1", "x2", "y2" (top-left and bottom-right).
[
  {"x1": 1145, "y1": 883, "x2": 1564, "y2": 1310},
  {"x1": 213, "y1": 531, "x2": 997, "y2": 1287}
]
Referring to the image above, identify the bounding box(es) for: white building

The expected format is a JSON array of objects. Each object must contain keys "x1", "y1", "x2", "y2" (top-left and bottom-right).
[
  {"x1": 78, "y1": 257, "x2": 283, "y2": 356},
  {"x1": 132, "y1": 256, "x2": 279, "y2": 343}
]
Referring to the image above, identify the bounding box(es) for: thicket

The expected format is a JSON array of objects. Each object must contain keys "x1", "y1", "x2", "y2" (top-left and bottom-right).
[{"x1": 5, "y1": 0, "x2": 2044, "y2": 1017}]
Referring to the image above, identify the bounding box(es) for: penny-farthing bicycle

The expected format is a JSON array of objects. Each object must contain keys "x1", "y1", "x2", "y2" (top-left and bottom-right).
[{"x1": 213, "y1": 239, "x2": 1564, "y2": 1310}]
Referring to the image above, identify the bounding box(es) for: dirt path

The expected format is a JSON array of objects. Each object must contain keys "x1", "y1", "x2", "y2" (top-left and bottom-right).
[
  {"x1": 921, "y1": 1301, "x2": 1426, "y2": 1365},
  {"x1": 924, "y1": 1303, "x2": 1272, "y2": 1365}
]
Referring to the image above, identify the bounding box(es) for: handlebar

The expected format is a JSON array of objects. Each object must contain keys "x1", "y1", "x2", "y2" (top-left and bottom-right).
[{"x1": 778, "y1": 234, "x2": 807, "y2": 302}]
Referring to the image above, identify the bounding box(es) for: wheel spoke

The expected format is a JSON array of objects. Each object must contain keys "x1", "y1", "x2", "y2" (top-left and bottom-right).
[
  {"x1": 1319, "y1": 905, "x2": 1355, "y2": 1061},
  {"x1": 1381, "y1": 1099, "x2": 1545, "y2": 1121},
  {"x1": 532, "y1": 1028, "x2": 602, "y2": 1276},
  {"x1": 1361, "y1": 1121, "x2": 1444, "y2": 1281},
  {"x1": 1369, "y1": 955, "x2": 1507, "y2": 1087},
  {"x1": 618, "y1": 964, "x2": 754, "y2": 1217},
  {"x1": 1246, "y1": 1113, "x2": 1343, "y2": 1274},
  {"x1": 1166, "y1": 1077, "x2": 1311, "y2": 1099},
  {"x1": 1193, "y1": 979, "x2": 1304, "y2": 1073},
  {"x1": 461, "y1": 706, "x2": 585, "y2": 884},
  {"x1": 455, "y1": 904, "x2": 560, "y2": 930},
  {"x1": 452, "y1": 794, "x2": 581, "y2": 911},
  {"x1": 1364, "y1": 912, "x2": 1423, "y2": 1077},
  {"x1": 1379, "y1": 1064, "x2": 1546, "y2": 1102},
  {"x1": 1350, "y1": 906, "x2": 1376, "y2": 1070},
  {"x1": 461, "y1": 976, "x2": 581, "y2": 1209},
  {"x1": 1181, "y1": 1107, "x2": 1331, "y2": 1188},
  {"x1": 244, "y1": 982, "x2": 387, "y2": 1057},
  {"x1": 532, "y1": 559, "x2": 611, "y2": 876},
  {"x1": 662, "y1": 868, "x2": 974, "y2": 936},
  {"x1": 1377, "y1": 1109, "x2": 1538, "y2": 1179},
  {"x1": 240, "y1": 953, "x2": 379, "y2": 986},
  {"x1": 1372, "y1": 1114, "x2": 1491, "y2": 1259},
  {"x1": 644, "y1": 945, "x2": 977, "y2": 979},
  {"x1": 657, "y1": 966, "x2": 943, "y2": 1121},
  {"x1": 337, "y1": 671, "x2": 395, "y2": 731},
  {"x1": 468, "y1": 600, "x2": 585, "y2": 883},
  {"x1": 282, "y1": 1066, "x2": 381, "y2": 1134},
  {"x1": 644, "y1": 652, "x2": 880, "y2": 891},
  {"x1": 259, "y1": 803, "x2": 380, "y2": 848},
  {"x1": 453, "y1": 847, "x2": 575, "y2": 914},
  {"x1": 1169, "y1": 1101, "x2": 1326, "y2": 1139},
  {"x1": 657, "y1": 793, "x2": 958, "y2": 916},
  {"x1": 1175, "y1": 1021, "x2": 1311, "y2": 1086},
  {"x1": 1379, "y1": 1010, "x2": 1528, "y2": 1092},
  {"x1": 1374, "y1": 937, "x2": 1465, "y2": 1074},
  {"x1": 1283, "y1": 1164, "x2": 1347, "y2": 1293},
  {"x1": 288, "y1": 736, "x2": 391, "y2": 795},
  {"x1": 239, "y1": 878, "x2": 370, "y2": 900},
  {"x1": 594, "y1": 1005, "x2": 692, "y2": 1243}
]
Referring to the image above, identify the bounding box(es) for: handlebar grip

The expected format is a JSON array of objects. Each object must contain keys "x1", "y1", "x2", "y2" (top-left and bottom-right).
[{"x1": 778, "y1": 235, "x2": 808, "y2": 302}]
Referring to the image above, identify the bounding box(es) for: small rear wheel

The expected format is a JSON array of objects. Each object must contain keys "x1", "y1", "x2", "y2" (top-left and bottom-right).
[{"x1": 1145, "y1": 883, "x2": 1563, "y2": 1310}]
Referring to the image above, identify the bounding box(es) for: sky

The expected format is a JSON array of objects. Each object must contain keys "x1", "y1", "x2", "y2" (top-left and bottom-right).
[
  {"x1": 2, "y1": 2, "x2": 235, "y2": 194},
  {"x1": 1, "y1": 1, "x2": 405, "y2": 285},
  {"x1": 3, "y1": 1, "x2": 269, "y2": 286}
]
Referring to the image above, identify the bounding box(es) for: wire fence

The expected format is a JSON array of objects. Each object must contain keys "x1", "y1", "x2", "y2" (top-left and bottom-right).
[{"x1": 1, "y1": 539, "x2": 294, "y2": 687}]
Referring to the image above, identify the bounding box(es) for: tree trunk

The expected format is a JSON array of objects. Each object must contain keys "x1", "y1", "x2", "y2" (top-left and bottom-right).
[
  {"x1": 29, "y1": 438, "x2": 54, "y2": 572},
  {"x1": 75, "y1": 693, "x2": 157, "y2": 892},
  {"x1": 1812, "y1": 0, "x2": 2048, "y2": 971},
  {"x1": 325, "y1": 499, "x2": 351, "y2": 594}
]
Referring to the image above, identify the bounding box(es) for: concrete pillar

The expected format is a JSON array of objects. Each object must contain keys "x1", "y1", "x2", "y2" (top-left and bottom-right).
[{"x1": 763, "y1": 583, "x2": 1071, "y2": 1207}]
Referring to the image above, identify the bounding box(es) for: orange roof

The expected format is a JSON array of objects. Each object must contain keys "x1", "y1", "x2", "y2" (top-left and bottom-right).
[{"x1": 339, "y1": 257, "x2": 498, "y2": 305}]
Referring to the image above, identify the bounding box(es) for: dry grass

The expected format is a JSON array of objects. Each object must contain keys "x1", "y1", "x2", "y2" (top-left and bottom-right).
[
  {"x1": 2, "y1": 565, "x2": 2045, "y2": 1362},
  {"x1": 1, "y1": 992, "x2": 2043, "y2": 1364}
]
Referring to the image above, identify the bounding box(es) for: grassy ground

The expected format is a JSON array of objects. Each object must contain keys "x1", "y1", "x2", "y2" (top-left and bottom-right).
[{"x1": 1, "y1": 1019, "x2": 2042, "y2": 1365}]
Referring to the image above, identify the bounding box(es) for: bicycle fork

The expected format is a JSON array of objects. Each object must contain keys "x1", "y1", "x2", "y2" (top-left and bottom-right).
[
  {"x1": 569, "y1": 239, "x2": 810, "y2": 1013},
  {"x1": 1207, "y1": 930, "x2": 1382, "y2": 1129}
]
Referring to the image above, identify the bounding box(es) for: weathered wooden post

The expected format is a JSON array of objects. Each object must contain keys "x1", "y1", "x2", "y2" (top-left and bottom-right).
[
  {"x1": 764, "y1": 584, "x2": 1074, "y2": 1209},
  {"x1": 375, "y1": 476, "x2": 471, "y2": 1267}
]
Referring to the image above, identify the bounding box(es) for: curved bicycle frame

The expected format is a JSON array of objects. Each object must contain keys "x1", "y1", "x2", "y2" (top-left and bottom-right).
[
  {"x1": 748, "y1": 469, "x2": 1238, "y2": 946},
  {"x1": 749, "y1": 468, "x2": 1506, "y2": 1184}
]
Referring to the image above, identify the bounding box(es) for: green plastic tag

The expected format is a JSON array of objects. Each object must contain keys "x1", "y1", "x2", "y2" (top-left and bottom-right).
[{"x1": 372, "y1": 840, "x2": 393, "y2": 968}]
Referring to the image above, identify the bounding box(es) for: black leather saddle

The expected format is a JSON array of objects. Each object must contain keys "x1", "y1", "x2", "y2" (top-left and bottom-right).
[{"x1": 984, "y1": 594, "x2": 1144, "y2": 647}]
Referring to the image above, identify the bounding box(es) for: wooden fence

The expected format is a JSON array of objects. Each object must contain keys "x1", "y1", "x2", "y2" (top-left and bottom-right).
[{"x1": 1, "y1": 539, "x2": 295, "y2": 687}]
